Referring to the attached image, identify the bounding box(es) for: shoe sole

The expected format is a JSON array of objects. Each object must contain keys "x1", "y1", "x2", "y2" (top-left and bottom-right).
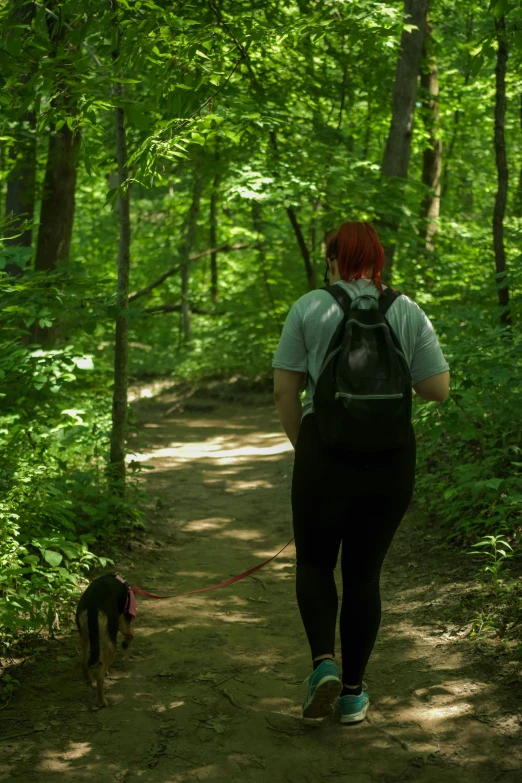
[
  {"x1": 339, "y1": 699, "x2": 370, "y2": 724},
  {"x1": 302, "y1": 676, "x2": 342, "y2": 718}
]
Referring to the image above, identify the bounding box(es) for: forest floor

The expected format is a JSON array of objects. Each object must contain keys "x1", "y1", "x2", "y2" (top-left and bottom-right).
[{"x1": 1, "y1": 380, "x2": 521, "y2": 783}]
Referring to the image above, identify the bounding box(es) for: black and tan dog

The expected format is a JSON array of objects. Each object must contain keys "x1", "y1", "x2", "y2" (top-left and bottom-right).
[{"x1": 76, "y1": 573, "x2": 135, "y2": 707}]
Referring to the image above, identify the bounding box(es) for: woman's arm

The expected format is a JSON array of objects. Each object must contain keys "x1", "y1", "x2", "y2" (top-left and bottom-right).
[{"x1": 274, "y1": 369, "x2": 306, "y2": 448}]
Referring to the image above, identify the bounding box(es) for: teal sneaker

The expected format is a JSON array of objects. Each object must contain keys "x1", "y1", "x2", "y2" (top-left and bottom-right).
[
  {"x1": 302, "y1": 659, "x2": 342, "y2": 718},
  {"x1": 337, "y1": 682, "x2": 369, "y2": 724}
]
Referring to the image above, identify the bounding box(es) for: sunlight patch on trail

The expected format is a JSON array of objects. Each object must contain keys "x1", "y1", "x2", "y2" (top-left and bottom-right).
[
  {"x1": 127, "y1": 435, "x2": 292, "y2": 464},
  {"x1": 224, "y1": 478, "x2": 275, "y2": 491},
  {"x1": 182, "y1": 517, "x2": 230, "y2": 532},
  {"x1": 38, "y1": 742, "x2": 91, "y2": 773},
  {"x1": 217, "y1": 528, "x2": 265, "y2": 541}
]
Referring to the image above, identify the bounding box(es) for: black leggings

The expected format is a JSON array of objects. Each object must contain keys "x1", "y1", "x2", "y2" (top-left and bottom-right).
[{"x1": 292, "y1": 413, "x2": 416, "y2": 685}]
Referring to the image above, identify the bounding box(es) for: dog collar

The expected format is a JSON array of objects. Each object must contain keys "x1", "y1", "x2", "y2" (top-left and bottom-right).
[{"x1": 114, "y1": 573, "x2": 136, "y2": 622}]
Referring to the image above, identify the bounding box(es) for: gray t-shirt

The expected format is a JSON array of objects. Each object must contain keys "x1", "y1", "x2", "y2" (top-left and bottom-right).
[{"x1": 272, "y1": 278, "x2": 450, "y2": 418}]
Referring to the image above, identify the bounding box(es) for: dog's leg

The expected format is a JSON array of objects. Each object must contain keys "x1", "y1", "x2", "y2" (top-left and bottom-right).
[
  {"x1": 96, "y1": 612, "x2": 114, "y2": 707},
  {"x1": 78, "y1": 611, "x2": 92, "y2": 685}
]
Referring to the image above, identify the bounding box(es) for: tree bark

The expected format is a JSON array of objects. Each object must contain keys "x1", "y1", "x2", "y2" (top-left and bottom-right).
[
  {"x1": 4, "y1": 1, "x2": 37, "y2": 276},
  {"x1": 379, "y1": 0, "x2": 429, "y2": 281},
  {"x1": 515, "y1": 93, "x2": 522, "y2": 218},
  {"x1": 492, "y1": 16, "x2": 511, "y2": 328},
  {"x1": 420, "y1": 18, "x2": 442, "y2": 252},
  {"x1": 34, "y1": 2, "x2": 80, "y2": 274},
  {"x1": 34, "y1": 121, "x2": 80, "y2": 271},
  {"x1": 108, "y1": 4, "x2": 132, "y2": 492},
  {"x1": 210, "y1": 171, "x2": 221, "y2": 302},
  {"x1": 180, "y1": 172, "x2": 204, "y2": 342}
]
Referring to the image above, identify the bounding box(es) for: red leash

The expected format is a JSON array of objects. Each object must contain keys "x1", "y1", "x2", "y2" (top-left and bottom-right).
[{"x1": 129, "y1": 536, "x2": 295, "y2": 600}]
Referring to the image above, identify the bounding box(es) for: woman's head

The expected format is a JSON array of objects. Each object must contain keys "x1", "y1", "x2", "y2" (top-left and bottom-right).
[{"x1": 325, "y1": 221, "x2": 385, "y2": 294}]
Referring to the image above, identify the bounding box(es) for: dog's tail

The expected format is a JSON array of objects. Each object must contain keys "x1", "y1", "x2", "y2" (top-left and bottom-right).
[{"x1": 87, "y1": 606, "x2": 100, "y2": 667}]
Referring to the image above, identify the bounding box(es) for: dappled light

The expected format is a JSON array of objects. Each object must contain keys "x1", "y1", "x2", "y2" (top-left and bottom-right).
[
  {"x1": 217, "y1": 527, "x2": 266, "y2": 541},
  {"x1": 127, "y1": 438, "x2": 293, "y2": 464},
  {"x1": 181, "y1": 517, "x2": 230, "y2": 532},
  {"x1": 38, "y1": 743, "x2": 92, "y2": 774}
]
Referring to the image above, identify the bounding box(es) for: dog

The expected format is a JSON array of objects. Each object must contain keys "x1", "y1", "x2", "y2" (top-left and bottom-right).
[{"x1": 75, "y1": 573, "x2": 135, "y2": 707}]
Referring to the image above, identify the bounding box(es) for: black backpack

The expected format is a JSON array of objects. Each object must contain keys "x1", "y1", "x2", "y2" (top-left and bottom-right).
[{"x1": 313, "y1": 284, "x2": 413, "y2": 451}]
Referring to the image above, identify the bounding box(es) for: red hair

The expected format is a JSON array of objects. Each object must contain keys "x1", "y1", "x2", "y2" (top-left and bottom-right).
[{"x1": 326, "y1": 221, "x2": 386, "y2": 295}]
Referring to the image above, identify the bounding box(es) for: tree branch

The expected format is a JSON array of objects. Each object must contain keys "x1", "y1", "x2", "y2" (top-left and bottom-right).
[
  {"x1": 144, "y1": 304, "x2": 218, "y2": 316},
  {"x1": 129, "y1": 264, "x2": 181, "y2": 302},
  {"x1": 128, "y1": 243, "x2": 249, "y2": 302},
  {"x1": 189, "y1": 242, "x2": 249, "y2": 262}
]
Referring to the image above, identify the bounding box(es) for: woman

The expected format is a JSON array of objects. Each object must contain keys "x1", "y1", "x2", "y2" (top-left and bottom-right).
[{"x1": 272, "y1": 221, "x2": 450, "y2": 724}]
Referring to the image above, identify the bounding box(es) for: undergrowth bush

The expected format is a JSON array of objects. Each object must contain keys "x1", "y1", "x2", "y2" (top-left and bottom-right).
[
  {"x1": 413, "y1": 321, "x2": 522, "y2": 545},
  {"x1": 0, "y1": 270, "x2": 145, "y2": 651}
]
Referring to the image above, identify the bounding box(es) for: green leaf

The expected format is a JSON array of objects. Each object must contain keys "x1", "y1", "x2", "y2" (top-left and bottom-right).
[
  {"x1": 470, "y1": 54, "x2": 484, "y2": 78},
  {"x1": 493, "y1": 0, "x2": 509, "y2": 19},
  {"x1": 126, "y1": 107, "x2": 149, "y2": 129},
  {"x1": 43, "y1": 550, "x2": 63, "y2": 567},
  {"x1": 58, "y1": 543, "x2": 80, "y2": 559},
  {"x1": 5, "y1": 35, "x2": 22, "y2": 57}
]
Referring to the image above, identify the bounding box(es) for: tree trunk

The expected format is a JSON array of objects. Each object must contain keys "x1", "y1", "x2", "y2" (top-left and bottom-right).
[
  {"x1": 363, "y1": 97, "x2": 372, "y2": 159},
  {"x1": 286, "y1": 206, "x2": 316, "y2": 291},
  {"x1": 180, "y1": 172, "x2": 204, "y2": 343},
  {"x1": 210, "y1": 171, "x2": 221, "y2": 303},
  {"x1": 515, "y1": 93, "x2": 522, "y2": 217},
  {"x1": 34, "y1": 121, "x2": 80, "y2": 271},
  {"x1": 379, "y1": 0, "x2": 429, "y2": 281},
  {"x1": 34, "y1": 2, "x2": 80, "y2": 274},
  {"x1": 109, "y1": 4, "x2": 132, "y2": 492},
  {"x1": 4, "y1": 1, "x2": 37, "y2": 276},
  {"x1": 4, "y1": 110, "x2": 36, "y2": 276},
  {"x1": 269, "y1": 130, "x2": 316, "y2": 291},
  {"x1": 420, "y1": 18, "x2": 442, "y2": 252},
  {"x1": 492, "y1": 16, "x2": 511, "y2": 328}
]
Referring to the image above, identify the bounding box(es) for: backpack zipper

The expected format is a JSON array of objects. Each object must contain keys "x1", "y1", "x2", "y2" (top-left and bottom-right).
[{"x1": 335, "y1": 392, "x2": 404, "y2": 400}]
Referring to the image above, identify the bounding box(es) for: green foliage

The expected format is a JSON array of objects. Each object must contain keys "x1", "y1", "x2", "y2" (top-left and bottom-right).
[
  {"x1": 0, "y1": 268, "x2": 144, "y2": 649},
  {"x1": 412, "y1": 320, "x2": 522, "y2": 545},
  {"x1": 467, "y1": 534, "x2": 514, "y2": 594}
]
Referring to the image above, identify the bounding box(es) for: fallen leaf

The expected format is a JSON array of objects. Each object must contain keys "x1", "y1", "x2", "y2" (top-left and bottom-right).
[{"x1": 202, "y1": 715, "x2": 230, "y2": 734}]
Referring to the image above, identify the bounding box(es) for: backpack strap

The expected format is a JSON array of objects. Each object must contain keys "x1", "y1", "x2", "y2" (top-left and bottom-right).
[
  {"x1": 322, "y1": 284, "x2": 403, "y2": 315},
  {"x1": 379, "y1": 288, "x2": 405, "y2": 354},
  {"x1": 378, "y1": 287, "x2": 403, "y2": 314},
  {"x1": 323, "y1": 284, "x2": 353, "y2": 313}
]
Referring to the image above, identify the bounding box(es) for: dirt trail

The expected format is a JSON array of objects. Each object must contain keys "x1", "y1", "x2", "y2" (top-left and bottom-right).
[{"x1": 1, "y1": 388, "x2": 521, "y2": 783}]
